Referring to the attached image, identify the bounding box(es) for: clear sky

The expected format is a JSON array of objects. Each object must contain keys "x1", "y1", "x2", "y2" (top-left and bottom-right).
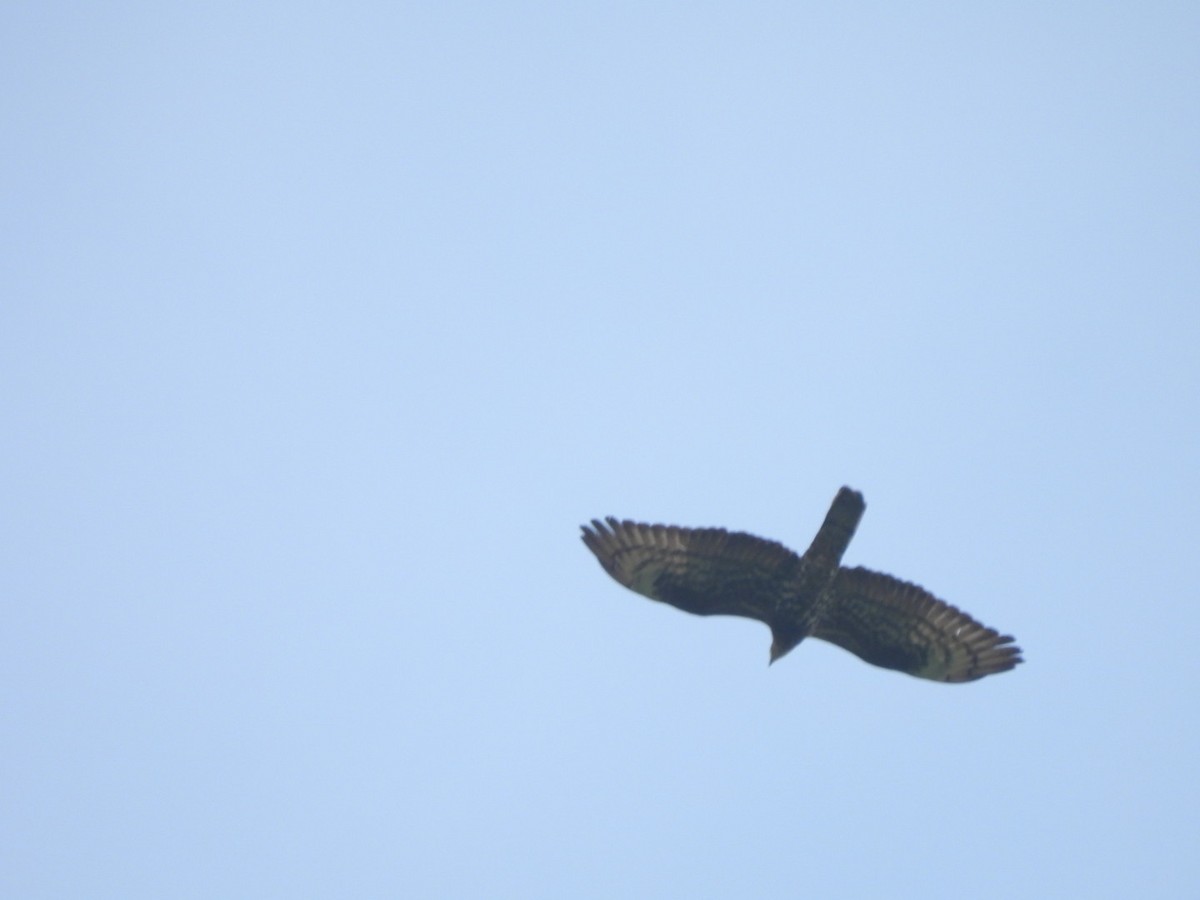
[{"x1": 3, "y1": 3, "x2": 1198, "y2": 897}]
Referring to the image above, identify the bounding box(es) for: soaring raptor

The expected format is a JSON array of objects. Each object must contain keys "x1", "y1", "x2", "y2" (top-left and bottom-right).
[{"x1": 581, "y1": 487, "x2": 1021, "y2": 683}]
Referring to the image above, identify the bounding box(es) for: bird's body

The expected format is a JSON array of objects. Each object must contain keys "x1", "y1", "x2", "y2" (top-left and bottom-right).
[{"x1": 581, "y1": 487, "x2": 1022, "y2": 683}]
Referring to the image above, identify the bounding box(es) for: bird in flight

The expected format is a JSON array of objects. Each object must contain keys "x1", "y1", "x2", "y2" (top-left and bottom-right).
[{"x1": 581, "y1": 487, "x2": 1021, "y2": 683}]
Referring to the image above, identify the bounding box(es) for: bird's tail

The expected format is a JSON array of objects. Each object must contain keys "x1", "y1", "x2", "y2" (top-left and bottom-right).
[{"x1": 804, "y1": 487, "x2": 865, "y2": 568}]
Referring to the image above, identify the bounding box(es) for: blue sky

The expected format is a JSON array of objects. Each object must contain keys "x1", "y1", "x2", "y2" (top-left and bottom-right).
[{"x1": 3, "y1": 3, "x2": 1198, "y2": 897}]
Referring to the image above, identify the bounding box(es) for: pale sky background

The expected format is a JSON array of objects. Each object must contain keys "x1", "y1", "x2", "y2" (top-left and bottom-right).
[{"x1": 3, "y1": 3, "x2": 1198, "y2": 898}]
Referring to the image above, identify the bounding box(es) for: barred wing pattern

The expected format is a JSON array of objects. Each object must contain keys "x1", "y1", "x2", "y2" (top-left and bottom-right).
[
  {"x1": 814, "y1": 567, "x2": 1022, "y2": 683},
  {"x1": 579, "y1": 520, "x2": 804, "y2": 623},
  {"x1": 581, "y1": 487, "x2": 1023, "y2": 684}
]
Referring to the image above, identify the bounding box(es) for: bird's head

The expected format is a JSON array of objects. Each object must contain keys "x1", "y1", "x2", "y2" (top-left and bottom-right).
[{"x1": 768, "y1": 628, "x2": 805, "y2": 666}]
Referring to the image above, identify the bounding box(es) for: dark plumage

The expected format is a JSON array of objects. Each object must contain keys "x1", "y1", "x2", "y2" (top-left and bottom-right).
[{"x1": 581, "y1": 487, "x2": 1022, "y2": 683}]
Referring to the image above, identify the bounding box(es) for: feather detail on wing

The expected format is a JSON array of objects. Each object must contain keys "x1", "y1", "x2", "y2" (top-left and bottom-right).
[
  {"x1": 580, "y1": 518, "x2": 804, "y2": 623},
  {"x1": 814, "y1": 567, "x2": 1023, "y2": 683}
]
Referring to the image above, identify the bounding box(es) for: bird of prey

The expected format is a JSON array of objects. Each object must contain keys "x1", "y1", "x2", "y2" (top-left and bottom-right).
[{"x1": 580, "y1": 487, "x2": 1021, "y2": 683}]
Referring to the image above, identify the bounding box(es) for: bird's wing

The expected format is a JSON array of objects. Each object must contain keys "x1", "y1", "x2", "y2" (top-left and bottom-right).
[
  {"x1": 581, "y1": 518, "x2": 803, "y2": 623},
  {"x1": 814, "y1": 566, "x2": 1022, "y2": 683}
]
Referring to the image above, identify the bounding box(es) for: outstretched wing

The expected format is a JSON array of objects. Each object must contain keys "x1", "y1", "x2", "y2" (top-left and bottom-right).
[
  {"x1": 580, "y1": 518, "x2": 803, "y2": 623},
  {"x1": 814, "y1": 567, "x2": 1022, "y2": 683}
]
